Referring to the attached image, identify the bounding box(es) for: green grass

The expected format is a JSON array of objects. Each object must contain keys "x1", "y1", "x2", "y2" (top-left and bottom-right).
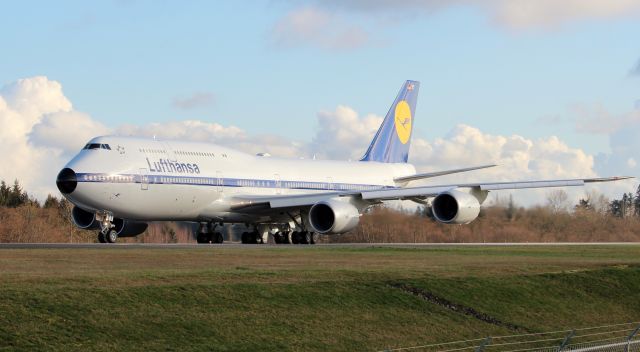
[{"x1": 1, "y1": 245, "x2": 640, "y2": 351}]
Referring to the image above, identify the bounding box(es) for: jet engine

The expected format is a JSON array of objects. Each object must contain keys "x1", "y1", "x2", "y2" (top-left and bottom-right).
[
  {"x1": 112, "y1": 218, "x2": 148, "y2": 237},
  {"x1": 308, "y1": 199, "x2": 360, "y2": 234},
  {"x1": 431, "y1": 190, "x2": 481, "y2": 224},
  {"x1": 71, "y1": 206, "x2": 100, "y2": 230}
]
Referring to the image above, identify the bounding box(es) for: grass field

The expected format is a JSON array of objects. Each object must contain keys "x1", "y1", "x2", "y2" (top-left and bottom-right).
[{"x1": 1, "y1": 245, "x2": 640, "y2": 351}]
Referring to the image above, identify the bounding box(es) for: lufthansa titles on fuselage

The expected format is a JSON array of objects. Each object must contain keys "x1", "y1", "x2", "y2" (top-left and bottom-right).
[{"x1": 146, "y1": 158, "x2": 201, "y2": 174}]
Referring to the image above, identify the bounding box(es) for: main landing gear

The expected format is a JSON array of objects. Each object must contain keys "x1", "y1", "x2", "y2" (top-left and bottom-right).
[
  {"x1": 273, "y1": 231, "x2": 315, "y2": 245},
  {"x1": 197, "y1": 222, "x2": 224, "y2": 244},
  {"x1": 240, "y1": 230, "x2": 263, "y2": 244}
]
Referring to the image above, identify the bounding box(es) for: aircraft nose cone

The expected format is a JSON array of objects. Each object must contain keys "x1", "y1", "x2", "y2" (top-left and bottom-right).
[{"x1": 56, "y1": 168, "x2": 77, "y2": 194}]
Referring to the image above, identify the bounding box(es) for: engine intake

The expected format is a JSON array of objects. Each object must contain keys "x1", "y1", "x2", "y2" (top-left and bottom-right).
[
  {"x1": 113, "y1": 218, "x2": 148, "y2": 237},
  {"x1": 309, "y1": 199, "x2": 360, "y2": 234},
  {"x1": 432, "y1": 190, "x2": 480, "y2": 224},
  {"x1": 71, "y1": 206, "x2": 100, "y2": 230}
]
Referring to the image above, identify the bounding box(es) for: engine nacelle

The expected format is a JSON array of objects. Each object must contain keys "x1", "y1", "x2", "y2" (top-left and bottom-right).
[
  {"x1": 113, "y1": 218, "x2": 148, "y2": 237},
  {"x1": 432, "y1": 190, "x2": 481, "y2": 224},
  {"x1": 308, "y1": 199, "x2": 360, "y2": 234},
  {"x1": 71, "y1": 206, "x2": 100, "y2": 230}
]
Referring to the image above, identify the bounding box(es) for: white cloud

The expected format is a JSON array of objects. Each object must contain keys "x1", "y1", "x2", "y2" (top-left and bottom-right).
[
  {"x1": 29, "y1": 111, "x2": 109, "y2": 154},
  {"x1": 270, "y1": 6, "x2": 370, "y2": 50},
  {"x1": 410, "y1": 124, "x2": 596, "y2": 180},
  {"x1": 0, "y1": 77, "x2": 90, "y2": 199},
  {"x1": 310, "y1": 105, "x2": 382, "y2": 159},
  {"x1": 489, "y1": 0, "x2": 640, "y2": 29},
  {"x1": 296, "y1": 0, "x2": 640, "y2": 30}
]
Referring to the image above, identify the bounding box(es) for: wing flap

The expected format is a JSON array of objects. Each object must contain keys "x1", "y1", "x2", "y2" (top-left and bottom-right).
[{"x1": 361, "y1": 186, "x2": 454, "y2": 201}]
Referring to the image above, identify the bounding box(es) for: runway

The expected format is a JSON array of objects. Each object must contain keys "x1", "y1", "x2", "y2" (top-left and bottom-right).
[{"x1": 1, "y1": 242, "x2": 639, "y2": 249}]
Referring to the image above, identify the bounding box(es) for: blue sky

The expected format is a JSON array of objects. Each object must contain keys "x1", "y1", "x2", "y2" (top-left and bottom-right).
[{"x1": 0, "y1": 0, "x2": 639, "y2": 202}]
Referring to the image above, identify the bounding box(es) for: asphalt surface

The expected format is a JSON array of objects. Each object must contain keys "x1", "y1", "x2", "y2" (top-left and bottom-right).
[{"x1": 0, "y1": 242, "x2": 639, "y2": 249}]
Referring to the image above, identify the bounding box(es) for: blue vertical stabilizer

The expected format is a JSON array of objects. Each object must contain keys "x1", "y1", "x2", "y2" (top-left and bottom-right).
[{"x1": 360, "y1": 80, "x2": 420, "y2": 163}]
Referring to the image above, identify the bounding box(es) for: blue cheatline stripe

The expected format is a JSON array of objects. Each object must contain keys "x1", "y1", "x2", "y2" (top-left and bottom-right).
[{"x1": 75, "y1": 173, "x2": 397, "y2": 192}]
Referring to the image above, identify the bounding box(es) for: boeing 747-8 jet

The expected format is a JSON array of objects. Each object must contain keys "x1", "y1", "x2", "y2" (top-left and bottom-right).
[{"x1": 56, "y1": 81, "x2": 631, "y2": 244}]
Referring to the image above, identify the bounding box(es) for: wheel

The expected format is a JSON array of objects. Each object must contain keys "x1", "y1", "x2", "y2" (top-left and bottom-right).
[
  {"x1": 291, "y1": 231, "x2": 301, "y2": 244},
  {"x1": 241, "y1": 232, "x2": 249, "y2": 244},
  {"x1": 309, "y1": 232, "x2": 316, "y2": 245},
  {"x1": 300, "y1": 231, "x2": 311, "y2": 245},
  {"x1": 279, "y1": 232, "x2": 293, "y2": 244},
  {"x1": 197, "y1": 233, "x2": 208, "y2": 244},
  {"x1": 253, "y1": 232, "x2": 262, "y2": 244},
  {"x1": 213, "y1": 232, "x2": 224, "y2": 244},
  {"x1": 285, "y1": 232, "x2": 293, "y2": 244},
  {"x1": 97, "y1": 232, "x2": 106, "y2": 243},
  {"x1": 105, "y1": 230, "x2": 118, "y2": 243}
]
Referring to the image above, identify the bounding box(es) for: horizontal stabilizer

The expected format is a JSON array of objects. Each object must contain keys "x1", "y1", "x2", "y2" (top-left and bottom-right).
[{"x1": 394, "y1": 164, "x2": 497, "y2": 183}]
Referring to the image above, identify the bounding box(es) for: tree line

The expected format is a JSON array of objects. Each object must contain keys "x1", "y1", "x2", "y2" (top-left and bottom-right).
[
  {"x1": 0, "y1": 180, "x2": 67, "y2": 209},
  {"x1": 1, "y1": 178, "x2": 639, "y2": 243}
]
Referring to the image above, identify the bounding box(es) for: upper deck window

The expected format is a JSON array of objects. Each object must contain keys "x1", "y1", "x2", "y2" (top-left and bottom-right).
[{"x1": 83, "y1": 143, "x2": 111, "y2": 150}]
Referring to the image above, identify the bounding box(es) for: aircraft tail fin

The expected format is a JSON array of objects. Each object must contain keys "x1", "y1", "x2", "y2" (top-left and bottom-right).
[{"x1": 360, "y1": 80, "x2": 420, "y2": 163}]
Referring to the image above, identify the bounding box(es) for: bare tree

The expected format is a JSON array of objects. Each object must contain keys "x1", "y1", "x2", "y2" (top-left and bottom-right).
[{"x1": 546, "y1": 190, "x2": 569, "y2": 213}]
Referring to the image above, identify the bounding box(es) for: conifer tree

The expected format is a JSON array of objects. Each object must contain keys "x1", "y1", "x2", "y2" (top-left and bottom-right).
[{"x1": 635, "y1": 185, "x2": 640, "y2": 217}]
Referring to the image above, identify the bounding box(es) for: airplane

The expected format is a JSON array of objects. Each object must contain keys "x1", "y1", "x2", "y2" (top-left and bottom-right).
[{"x1": 55, "y1": 80, "x2": 632, "y2": 244}]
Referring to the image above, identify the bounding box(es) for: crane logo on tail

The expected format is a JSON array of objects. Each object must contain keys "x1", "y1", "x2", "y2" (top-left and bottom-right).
[{"x1": 394, "y1": 100, "x2": 412, "y2": 144}]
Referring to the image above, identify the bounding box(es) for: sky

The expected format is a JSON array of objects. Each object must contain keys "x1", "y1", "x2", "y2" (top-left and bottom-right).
[{"x1": 0, "y1": 0, "x2": 639, "y2": 206}]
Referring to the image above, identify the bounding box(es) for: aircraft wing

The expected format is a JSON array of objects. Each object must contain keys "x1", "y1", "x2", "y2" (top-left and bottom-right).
[{"x1": 230, "y1": 176, "x2": 633, "y2": 211}]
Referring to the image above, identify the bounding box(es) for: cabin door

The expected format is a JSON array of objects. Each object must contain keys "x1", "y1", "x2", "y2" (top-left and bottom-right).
[
  {"x1": 139, "y1": 168, "x2": 149, "y2": 190},
  {"x1": 216, "y1": 171, "x2": 223, "y2": 193},
  {"x1": 274, "y1": 174, "x2": 281, "y2": 194}
]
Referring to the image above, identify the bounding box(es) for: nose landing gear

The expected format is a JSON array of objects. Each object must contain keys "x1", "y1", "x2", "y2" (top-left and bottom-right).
[{"x1": 96, "y1": 212, "x2": 118, "y2": 243}]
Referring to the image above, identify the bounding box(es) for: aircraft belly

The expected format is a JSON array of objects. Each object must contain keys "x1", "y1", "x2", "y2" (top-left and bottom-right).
[{"x1": 73, "y1": 182, "x2": 220, "y2": 221}]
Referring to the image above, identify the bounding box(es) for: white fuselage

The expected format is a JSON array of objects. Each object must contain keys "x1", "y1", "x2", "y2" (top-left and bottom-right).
[{"x1": 62, "y1": 136, "x2": 415, "y2": 223}]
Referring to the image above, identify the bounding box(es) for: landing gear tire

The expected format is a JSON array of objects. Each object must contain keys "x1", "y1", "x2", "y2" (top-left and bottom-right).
[
  {"x1": 291, "y1": 231, "x2": 301, "y2": 244},
  {"x1": 309, "y1": 232, "x2": 316, "y2": 245},
  {"x1": 97, "y1": 232, "x2": 106, "y2": 243},
  {"x1": 276, "y1": 232, "x2": 292, "y2": 244},
  {"x1": 300, "y1": 231, "x2": 311, "y2": 245},
  {"x1": 105, "y1": 230, "x2": 118, "y2": 244},
  {"x1": 213, "y1": 232, "x2": 224, "y2": 244},
  {"x1": 197, "y1": 233, "x2": 208, "y2": 244},
  {"x1": 241, "y1": 230, "x2": 264, "y2": 244}
]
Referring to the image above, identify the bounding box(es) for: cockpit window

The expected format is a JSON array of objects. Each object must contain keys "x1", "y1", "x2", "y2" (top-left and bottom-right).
[{"x1": 83, "y1": 143, "x2": 111, "y2": 150}]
